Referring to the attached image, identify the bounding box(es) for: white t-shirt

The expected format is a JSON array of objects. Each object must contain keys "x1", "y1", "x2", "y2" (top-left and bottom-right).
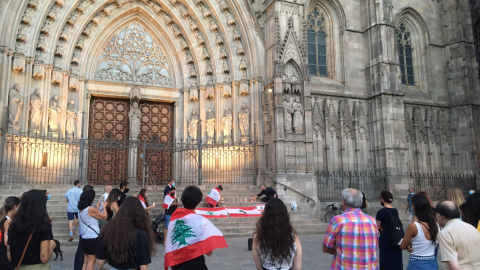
[{"x1": 98, "y1": 192, "x2": 109, "y2": 212}]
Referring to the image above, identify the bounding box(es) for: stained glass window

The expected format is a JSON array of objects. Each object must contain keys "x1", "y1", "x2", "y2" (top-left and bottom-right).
[
  {"x1": 307, "y1": 7, "x2": 328, "y2": 77},
  {"x1": 397, "y1": 23, "x2": 415, "y2": 86},
  {"x1": 95, "y1": 23, "x2": 172, "y2": 87}
]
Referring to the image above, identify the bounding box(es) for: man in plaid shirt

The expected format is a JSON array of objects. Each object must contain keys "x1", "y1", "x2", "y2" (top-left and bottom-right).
[{"x1": 323, "y1": 188, "x2": 379, "y2": 269}]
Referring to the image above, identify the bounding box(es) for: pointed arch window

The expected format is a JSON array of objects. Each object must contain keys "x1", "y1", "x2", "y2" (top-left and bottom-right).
[
  {"x1": 307, "y1": 7, "x2": 328, "y2": 77},
  {"x1": 397, "y1": 23, "x2": 415, "y2": 86},
  {"x1": 474, "y1": 21, "x2": 480, "y2": 77},
  {"x1": 94, "y1": 22, "x2": 172, "y2": 87}
]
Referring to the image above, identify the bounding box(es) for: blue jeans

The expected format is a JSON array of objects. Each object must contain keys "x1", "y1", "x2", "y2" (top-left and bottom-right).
[
  {"x1": 407, "y1": 255, "x2": 438, "y2": 270},
  {"x1": 165, "y1": 215, "x2": 171, "y2": 228}
]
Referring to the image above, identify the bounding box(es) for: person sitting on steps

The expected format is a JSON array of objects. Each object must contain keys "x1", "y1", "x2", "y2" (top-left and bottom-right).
[{"x1": 251, "y1": 185, "x2": 277, "y2": 203}]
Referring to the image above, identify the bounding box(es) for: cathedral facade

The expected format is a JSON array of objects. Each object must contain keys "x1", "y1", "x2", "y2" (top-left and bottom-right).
[{"x1": 0, "y1": 0, "x2": 479, "y2": 215}]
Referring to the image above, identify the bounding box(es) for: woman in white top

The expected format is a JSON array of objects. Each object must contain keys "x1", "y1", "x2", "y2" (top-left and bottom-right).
[
  {"x1": 252, "y1": 198, "x2": 302, "y2": 270},
  {"x1": 401, "y1": 194, "x2": 438, "y2": 270},
  {"x1": 77, "y1": 190, "x2": 107, "y2": 270}
]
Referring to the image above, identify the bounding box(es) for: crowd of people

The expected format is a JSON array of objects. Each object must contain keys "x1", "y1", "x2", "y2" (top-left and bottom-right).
[{"x1": 1, "y1": 180, "x2": 479, "y2": 269}]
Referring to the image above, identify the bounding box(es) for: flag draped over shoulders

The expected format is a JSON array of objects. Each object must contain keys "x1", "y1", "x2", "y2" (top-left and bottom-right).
[
  {"x1": 164, "y1": 208, "x2": 228, "y2": 269},
  {"x1": 163, "y1": 194, "x2": 175, "y2": 209},
  {"x1": 205, "y1": 188, "x2": 221, "y2": 207}
]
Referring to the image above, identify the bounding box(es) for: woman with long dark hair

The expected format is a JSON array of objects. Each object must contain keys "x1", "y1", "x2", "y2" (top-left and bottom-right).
[
  {"x1": 7, "y1": 190, "x2": 56, "y2": 269},
  {"x1": 252, "y1": 198, "x2": 302, "y2": 270},
  {"x1": 460, "y1": 193, "x2": 480, "y2": 230},
  {"x1": 105, "y1": 188, "x2": 121, "y2": 221},
  {"x1": 401, "y1": 194, "x2": 438, "y2": 269},
  {"x1": 138, "y1": 189, "x2": 155, "y2": 212},
  {"x1": 78, "y1": 190, "x2": 107, "y2": 270},
  {"x1": 376, "y1": 191, "x2": 403, "y2": 270},
  {"x1": 0, "y1": 196, "x2": 20, "y2": 270},
  {"x1": 96, "y1": 197, "x2": 156, "y2": 269}
]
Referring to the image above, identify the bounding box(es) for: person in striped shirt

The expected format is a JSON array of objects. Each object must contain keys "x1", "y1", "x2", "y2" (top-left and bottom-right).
[{"x1": 323, "y1": 188, "x2": 379, "y2": 270}]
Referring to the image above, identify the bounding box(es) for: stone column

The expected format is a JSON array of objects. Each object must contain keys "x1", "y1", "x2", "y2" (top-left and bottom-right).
[{"x1": 0, "y1": 46, "x2": 12, "y2": 127}]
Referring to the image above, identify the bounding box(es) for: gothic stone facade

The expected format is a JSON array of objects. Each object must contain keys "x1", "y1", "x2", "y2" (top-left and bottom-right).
[{"x1": 0, "y1": 0, "x2": 479, "y2": 216}]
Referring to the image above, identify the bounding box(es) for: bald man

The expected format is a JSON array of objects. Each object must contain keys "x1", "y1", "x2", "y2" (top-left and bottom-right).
[
  {"x1": 436, "y1": 200, "x2": 480, "y2": 270},
  {"x1": 99, "y1": 185, "x2": 112, "y2": 213}
]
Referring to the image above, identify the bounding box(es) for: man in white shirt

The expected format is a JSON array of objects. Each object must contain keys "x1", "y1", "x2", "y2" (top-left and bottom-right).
[
  {"x1": 436, "y1": 200, "x2": 480, "y2": 270},
  {"x1": 98, "y1": 185, "x2": 112, "y2": 213}
]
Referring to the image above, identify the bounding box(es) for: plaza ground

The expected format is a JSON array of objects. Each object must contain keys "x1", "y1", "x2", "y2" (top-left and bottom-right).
[{"x1": 50, "y1": 234, "x2": 412, "y2": 270}]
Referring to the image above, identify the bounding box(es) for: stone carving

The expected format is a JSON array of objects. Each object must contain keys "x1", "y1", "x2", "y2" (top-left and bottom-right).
[
  {"x1": 190, "y1": 84, "x2": 199, "y2": 101},
  {"x1": 188, "y1": 110, "x2": 199, "y2": 141},
  {"x1": 223, "y1": 59, "x2": 230, "y2": 73},
  {"x1": 223, "y1": 80, "x2": 232, "y2": 97},
  {"x1": 312, "y1": 97, "x2": 325, "y2": 138},
  {"x1": 186, "y1": 50, "x2": 194, "y2": 63},
  {"x1": 216, "y1": 32, "x2": 224, "y2": 45},
  {"x1": 202, "y1": 47, "x2": 210, "y2": 60},
  {"x1": 239, "y1": 79, "x2": 249, "y2": 95},
  {"x1": 51, "y1": 68, "x2": 62, "y2": 84},
  {"x1": 8, "y1": 84, "x2": 23, "y2": 128},
  {"x1": 220, "y1": 46, "x2": 227, "y2": 59},
  {"x1": 293, "y1": 96, "x2": 304, "y2": 134},
  {"x1": 237, "y1": 42, "x2": 245, "y2": 55},
  {"x1": 206, "y1": 108, "x2": 215, "y2": 141},
  {"x1": 33, "y1": 61, "x2": 45, "y2": 79},
  {"x1": 226, "y1": 12, "x2": 235, "y2": 25},
  {"x1": 210, "y1": 19, "x2": 218, "y2": 31},
  {"x1": 12, "y1": 54, "x2": 26, "y2": 72},
  {"x1": 129, "y1": 100, "x2": 141, "y2": 140},
  {"x1": 66, "y1": 99, "x2": 77, "y2": 138},
  {"x1": 48, "y1": 95, "x2": 61, "y2": 135},
  {"x1": 29, "y1": 89, "x2": 43, "y2": 133},
  {"x1": 238, "y1": 103, "x2": 250, "y2": 138},
  {"x1": 240, "y1": 59, "x2": 247, "y2": 70},
  {"x1": 233, "y1": 28, "x2": 241, "y2": 40},
  {"x1": 222, "y1": 107, "x2": 233, "y2": 140},
  {"x1": 206, "y1": 78, "x2": 215, "y2": 99},
  {"x1": 205, "y1": 62, "x2": 213, "y2": 74},
  {"x1": 283, "y1": 96, "x2": 293, "y2": 133}
]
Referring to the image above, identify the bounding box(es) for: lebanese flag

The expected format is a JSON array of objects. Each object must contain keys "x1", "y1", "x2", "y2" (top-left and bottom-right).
[
  {"x1": 225, "y1": 207, "x2": 263, "y2": 217},
  {"x1": 205, "y1": 188, "x2": 221, "y2": 207},
  {"x1": 195, "y1": 207, "x2": 229, "y2": 219},
  {"x1": 164, "y1": 208, "x2": 228, "y2": 269},
  {"x1": 163, "y1": 194, "x2": 175, "y2": 209}
]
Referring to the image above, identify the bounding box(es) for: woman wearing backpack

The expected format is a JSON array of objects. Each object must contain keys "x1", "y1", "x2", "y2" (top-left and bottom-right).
[
  {"x1": 376, "y1": 191, "x2": 403, "y2": 270},
  {"x1": 401, "y1": 194, "x2": 438, "y2": 270}
]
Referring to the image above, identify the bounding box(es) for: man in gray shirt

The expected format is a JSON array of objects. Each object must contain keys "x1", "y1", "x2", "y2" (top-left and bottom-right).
[{"x1": 65, "y1": 180, "x2": 82, "y2": 241}]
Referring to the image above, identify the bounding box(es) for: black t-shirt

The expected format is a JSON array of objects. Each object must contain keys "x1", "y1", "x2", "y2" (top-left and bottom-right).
[
  {"x1": 8, "y1": 223, "x2": 54, "y2": 266},
  {"x1": 376, "y1": 208, "x2": 399, "y2": 238},
  {"x1": 257, "y1": 187, "x2": 277, "y2": 198},
  {"x1": 166, "y1": 204, "x2": 178, "y2": 216},
  {"x1": 172, "y1": 255, "x2": 207, "y2": 270},
  {"x1": 96, "y1": 229, "x2": 151, "y2": 270},
  {"x1": 118, "y1": 192, "x2": 127, "y2": 206},
  {"x1": 361, "y1": 192, "x2": 367, "y2": 209},
  {"x1": 0, "y1": 227, "x2": 14, "y2": 270}
]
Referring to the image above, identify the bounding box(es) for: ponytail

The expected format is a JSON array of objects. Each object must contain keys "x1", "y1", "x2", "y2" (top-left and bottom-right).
[{"x1": 0, "y1": 196, "x2": 21, "y2": 232}]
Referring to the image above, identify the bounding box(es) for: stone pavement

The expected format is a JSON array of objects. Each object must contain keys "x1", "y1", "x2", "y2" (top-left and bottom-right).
[{"x1": 49, "y1": 234, "x2": 412, "y2": 270}]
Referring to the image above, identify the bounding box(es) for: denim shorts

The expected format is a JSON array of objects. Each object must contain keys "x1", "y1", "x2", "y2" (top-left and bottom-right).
[
  {"x1": 165, "y1": 215, "x2": 171, "y2": 228},
  {"x1": 407, "y1": 255, "x2": 438, "y2": 270},
  {"x1": 67, "y1": 212, "x2": 78, "y2": 221}
]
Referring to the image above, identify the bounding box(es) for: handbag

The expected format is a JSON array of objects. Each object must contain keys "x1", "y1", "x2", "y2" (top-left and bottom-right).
[{"x1": 15, "y1": 232, "x2": 34, "y2": 270}]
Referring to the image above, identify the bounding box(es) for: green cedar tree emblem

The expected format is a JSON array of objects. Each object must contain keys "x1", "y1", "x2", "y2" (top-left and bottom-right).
[
  {"x1": 207, "y1": 211, "x2": 213, "y2": 215},
  {"x1": 239, "y1": 210, "x2": 247, "y2": 214},
  {"x1": 171, "y1": 220, "x2": 196, "y2": 248}
]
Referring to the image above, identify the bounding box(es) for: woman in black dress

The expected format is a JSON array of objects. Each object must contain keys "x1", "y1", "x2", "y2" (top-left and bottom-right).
[
  {"x1": 376, "y1": 191, "x2": 403, "y2": 270},
  {"x1": 0, "y1": 196, "x2": 20, "y2": 270}
]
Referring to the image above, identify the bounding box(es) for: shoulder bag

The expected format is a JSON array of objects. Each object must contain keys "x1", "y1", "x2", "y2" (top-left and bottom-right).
[{"x1": 15, "y1": 232, "x2": 34, "y2": 270}]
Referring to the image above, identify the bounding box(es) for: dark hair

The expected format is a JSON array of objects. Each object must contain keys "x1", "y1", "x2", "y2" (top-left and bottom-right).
[
  {"x1": 83, "y1": 185, "x2": 94, "y2": 192},
  {"x1": 120, "y1": 181, "x2": 129, "y2": 190},
  {"x1": 437, "y1": 200, "x2": 461, "y2": 219},
  {"x1": 78, "y1": 190, "x2": 96, "y2": 211},
  {"x1": 416, "y1": 191, "x2": 433, "y2": 207},
  {"x1": 217, "y1": 185, "x2": 223, "y2": 191},
  {"x1": 139, "y1": 189, "x2": 149, "y2": 207},
  {"x1": 9, "y1": 190, "x2": 51, "y2": 235},
  {"x1": 170, "y1": 187, "x2": 176, "y2": 192},
  {"x1": 106, "y1": 188, "x2": 122, "y2": 206},
  {"x1": 74, "y1": 180, "x2": 80, "y2": 186},
  {"x1": 460, "y1": 193, "x2": 480, "y2": 227},
  {"x1": 255, "y1": 198, "x2": 295, "y2": 265},
  {"x1": 181, "y1": 186, "x2": 202, "y2": 210},
  {"x1": 412, "y1": 195, "x2": 438, "y2": 243},
  {"x1": 100, "y1": 197, "x2": 156, "y2": 263},
  {"x1": 0, "y1": 196, "x2": 21, "y2": 233},
  {"x1": 380, "y1": 191, "x2": 393, "y2": 203}
]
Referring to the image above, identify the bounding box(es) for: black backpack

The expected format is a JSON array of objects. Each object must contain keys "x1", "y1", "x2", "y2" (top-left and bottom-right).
[{"x1": 385, "y1": 209, "x2": 405, "y2": 248}]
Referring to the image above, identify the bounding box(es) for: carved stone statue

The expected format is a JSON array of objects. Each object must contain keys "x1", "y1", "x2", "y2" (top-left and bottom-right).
[
  {"x1": 188, "y1": 110, "x2": 199, "y2": 141},
  {"x1": 8, "y1": 83, "x2": 23, "y2": 128},
  {"x1": 283, "y1": 96, "x2": 293, "y2": 133},
  {"x1": 293, "y1": 96, "x2": 304, "y2": 134},
  {"x1": 222, "y1": 107, "x2": 233, "y2": 140},
  {"x1": 206, "y1": 108, "x2": 215, "y2": 141},
  {"x1": 48, "y1": 95, "x2": 61, "y2": 135},
  {"x1": 66, "y1": 99, "x2": 77, "y2": 138},
  {"x1": 238, "y1": 103, "x2": 250, "y2": 138},
  {"x1": 29, "y1": 88, "x2": 42, "y2": 133},
  {"x1": 129, "y1": 100, "x2": 141, "y2": 140}
]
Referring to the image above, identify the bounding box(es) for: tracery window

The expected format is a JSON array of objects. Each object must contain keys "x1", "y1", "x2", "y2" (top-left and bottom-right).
[
  {"x1": 307, "y1": 7, "x2": 328, "y2": 77},
  {"x1": 397, "y1": 23, "x2": 415, "y2": 86},
  {"x1": 95, "y1": 22, "x2": 172, "y2": 87},
  {"x1": 474, "y1": 21, "x2": 480, "y2": 77}
]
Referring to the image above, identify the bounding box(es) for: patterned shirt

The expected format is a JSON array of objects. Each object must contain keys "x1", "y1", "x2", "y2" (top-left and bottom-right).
[{"x1": 323, "y1": 208, "x2": 379, "y2": 270}]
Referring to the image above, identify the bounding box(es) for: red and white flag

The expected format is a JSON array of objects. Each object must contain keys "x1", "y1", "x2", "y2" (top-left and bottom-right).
[
  {"x1": 195, "y1": 207, "x2": 229, "y2": 219},
  {"x1": 225, "y1": 207, "x2": 263, "y2": 217},
  {"x1": 163, "y1": 194, "x2": 175, "y2": 210},
  {"x1": 164, "y1": 208, "x2": 228, "y2": 269},
  {"x1": 205, "y1": 188, "x2": 221, "y2": 207}
]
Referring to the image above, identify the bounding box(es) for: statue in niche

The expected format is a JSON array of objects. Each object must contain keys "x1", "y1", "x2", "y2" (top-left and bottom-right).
[
  {"x1": 293, "y1": 96, "x2": 304, "y2": 134},
  {"x1": 222, "y1": 107, "x2": 233, "y2": 140},
  {"x1": 29, "y1": 88, "x2": 42, "y2": 133},
  {"x1": 48, "y1": 95, "x2": 61, "y2": 135},
  {"x1": 283, "y1": 96, "x2": 293, "y2": 133},
  {"x1": 65, "y1": 99, "x2": 77, "y2": 138},
  {"x1": 238, "y1": 103, "x2": 250, "y2": 138},
  {"x1": 8, "y1": 83, "x2": 23, "y2": 128},
  {"x1": 129, "y1": 100, "x2": 141, "y2": 140},
  {"x1": 205, "y1": 108, "x2": 215, "y2": 141},
  {"x1": 188, "y1": 110, "x2": 199, "y2": 141}
]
